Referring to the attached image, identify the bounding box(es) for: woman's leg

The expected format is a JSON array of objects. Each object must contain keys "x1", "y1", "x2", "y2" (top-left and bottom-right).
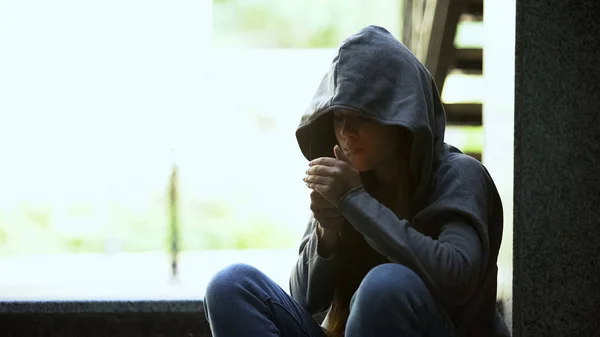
[
  {"x1": 203, "y1": 263, "x2": 326, "y2": 337},
  {"x1": 345, "y1": 263, "x2": 458, "y2": 337}
]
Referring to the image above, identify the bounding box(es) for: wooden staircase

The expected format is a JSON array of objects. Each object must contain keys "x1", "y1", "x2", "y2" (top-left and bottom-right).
[
  {"x1": 403, "y1": 0, "x2": 483, "y2": 126},
  {"x1": 403, "y1": 0, "x2": 484, "y2": 159}
]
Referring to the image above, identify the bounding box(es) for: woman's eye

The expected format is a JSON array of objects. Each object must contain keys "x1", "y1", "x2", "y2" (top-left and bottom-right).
[{"x1": 333, "y1": 115, "x2": 344, "y2": 122}]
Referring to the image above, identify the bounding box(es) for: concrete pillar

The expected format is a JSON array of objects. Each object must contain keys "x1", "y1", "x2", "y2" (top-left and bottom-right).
[{"x1": 513, "y1": 1, "x2": 600, "y2": 335}]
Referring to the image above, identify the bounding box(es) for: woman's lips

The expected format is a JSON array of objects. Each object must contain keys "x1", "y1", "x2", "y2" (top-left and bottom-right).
[{"x1": 345, "y1": 148, "x2": 362, "y2": 156}]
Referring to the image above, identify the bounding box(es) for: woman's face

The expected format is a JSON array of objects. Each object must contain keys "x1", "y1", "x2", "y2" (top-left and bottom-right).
[{"x1": 333, "y1": 109, "x2": 406, "y2": 172}]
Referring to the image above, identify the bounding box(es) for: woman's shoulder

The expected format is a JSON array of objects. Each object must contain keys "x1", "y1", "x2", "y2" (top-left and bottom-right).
[
  {"x1": 430, "y1": 147, "x2": 499, "y2": 200},
  {"x1": 437, "y1": 150, "x2": 490, "y2": 181},
  {"x1": 418, "y1": 147, "x2": 502, "y2": 222},
  {"x1": 439, "y1": 142, "x2": 496, "y2": 175},
  {"x1": 445, "y1": 146, "x2": 485, "y2": 170}
]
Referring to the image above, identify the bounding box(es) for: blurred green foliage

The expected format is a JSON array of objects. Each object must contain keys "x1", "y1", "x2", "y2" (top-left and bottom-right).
[
  {"x1": 213, "y1": 0, "x2": 482, "y2": 49},
  {"x1": 213, "y1": 0, "x2": 401, "y2": 48},
  {"x1": 0, "y1": 197, "x2": 299, "y2": 256}
]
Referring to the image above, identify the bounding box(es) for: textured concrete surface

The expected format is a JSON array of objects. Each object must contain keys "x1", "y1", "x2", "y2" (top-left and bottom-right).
[{"x1": 513, "y1": 0, "x2": 600, "y2": 336}]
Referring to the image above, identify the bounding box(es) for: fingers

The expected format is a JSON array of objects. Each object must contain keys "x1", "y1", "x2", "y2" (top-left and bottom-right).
[
  {"x1": 310, "y1": 157, "x2": 343, "y2": 168},
  {"x1": 313, "y1": 210, "x2": 344, "y2": 228},
  {"x1": 312, "y1": 209, "x2": 340, "y2": 219},
  {"x1": 308, "y1": 183, "x2": 334, "y2": 203},
  {"x1": 306, "y1": 164, "x2": 338, "y2": 177},
  {"x1": 333, "y1": 145, "x2": 351, "y2": 165},
  {"x1": 310, "y1": 191, "x2": 325, "y2": 201},
  {"x1": 304, "y1": 173, "x2": 332, "y2": 186},
  {"x1": 307, "y1": 182, "x2": 327, "y2": 194},
  {"x1": 310, "y1": 197, "x2": 335, "y2": 212},
  {"x1": 315, "y1": 216, "x2": 345, "y2": 231}
]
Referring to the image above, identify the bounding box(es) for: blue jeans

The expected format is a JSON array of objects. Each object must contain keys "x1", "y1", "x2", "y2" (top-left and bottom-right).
[{"x1": 204, "y1": 263, "x2": 458, "y2": 337}]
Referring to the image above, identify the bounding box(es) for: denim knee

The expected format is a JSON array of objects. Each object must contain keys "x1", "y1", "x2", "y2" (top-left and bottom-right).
[
  {"x1": 351, "y1": 263, "x2": 428, "y2": 311},
  {"x1": 204, "y1": 263, "x2": 264, "y2": 304},
  {"x1": 346, "y1": 264, "x2": 458, "y2": 337}
]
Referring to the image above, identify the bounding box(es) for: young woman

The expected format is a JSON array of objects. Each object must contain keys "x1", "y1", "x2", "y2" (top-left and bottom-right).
[{"x1": 203, "y1": 25, "x2": 510, "y2": 337}]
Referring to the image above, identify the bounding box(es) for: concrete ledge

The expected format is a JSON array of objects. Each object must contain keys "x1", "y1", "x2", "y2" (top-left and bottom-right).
[
  {"x1": 0, "y1": 312, "x2": 210, "y2": 337},
  {"x1": 0, "y1": 300, "x2": 211, "y2": 337},
  {"x1": 0, "y1": 300, "x2": 203, "y2": 314}
]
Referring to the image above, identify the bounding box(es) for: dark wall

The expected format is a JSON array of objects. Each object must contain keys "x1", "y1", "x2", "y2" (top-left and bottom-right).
[
  {"x1": 0, "y1": 313, "x2": 210, "y2": 337},
  {"x1": 513, "y1": 0, "x2": 600, "y2": 336},
  {"x1": 0, "y1": 301, "x2": 212, "y2": 337}
]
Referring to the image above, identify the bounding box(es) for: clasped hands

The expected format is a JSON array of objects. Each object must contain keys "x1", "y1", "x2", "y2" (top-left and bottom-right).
[{"x1": 303, "y1": 145, "x2": 362, "y2": 207}]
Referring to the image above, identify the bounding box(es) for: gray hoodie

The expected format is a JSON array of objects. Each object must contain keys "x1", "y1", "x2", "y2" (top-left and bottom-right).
[{"x1": 289, "y1": 26, "x2": 510, "y2": 337}]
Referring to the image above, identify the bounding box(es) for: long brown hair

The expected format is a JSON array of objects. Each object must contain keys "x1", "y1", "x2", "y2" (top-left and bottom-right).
[{"x1": 326, "y1": 132, "x2": 413, "y2": 337}]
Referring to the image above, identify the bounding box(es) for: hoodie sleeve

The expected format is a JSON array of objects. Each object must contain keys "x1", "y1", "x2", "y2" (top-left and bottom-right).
[
  {"x1": 289, "y1": 217, "x2": 337, "y2": 315},
  {"x1": 337, "y1": 158, "x2": 490, "y2": 308}
]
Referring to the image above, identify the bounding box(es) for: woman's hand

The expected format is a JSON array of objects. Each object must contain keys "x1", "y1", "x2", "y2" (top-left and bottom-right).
[
  {"x1": 304, "y1": 145, "x2": 362, "y2": 206},
  {"x1": 310, "y1": 190, "x2": 344, "y2": 231},
  {"x1": 310, "y1": 190, "x2": 342, "y2": 256}
]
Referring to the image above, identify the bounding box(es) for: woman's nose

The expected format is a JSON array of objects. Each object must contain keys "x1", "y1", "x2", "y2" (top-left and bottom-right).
[{"x1": 340, "y1": 119, "x2": 358, "y2": 139}]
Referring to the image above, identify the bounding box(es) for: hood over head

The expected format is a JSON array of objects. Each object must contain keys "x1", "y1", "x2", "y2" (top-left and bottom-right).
[{"x1": 295, "y1": 25, "x2": 447, "y2": 204}]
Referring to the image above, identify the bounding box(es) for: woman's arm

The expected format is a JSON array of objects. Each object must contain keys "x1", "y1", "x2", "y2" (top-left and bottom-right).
[
  {"x1": 337, "y1": 163, "x2": 489, "y2": 307},
  {"x1": 289, "y1": 217, "x2": 338, "y2": 315}
]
